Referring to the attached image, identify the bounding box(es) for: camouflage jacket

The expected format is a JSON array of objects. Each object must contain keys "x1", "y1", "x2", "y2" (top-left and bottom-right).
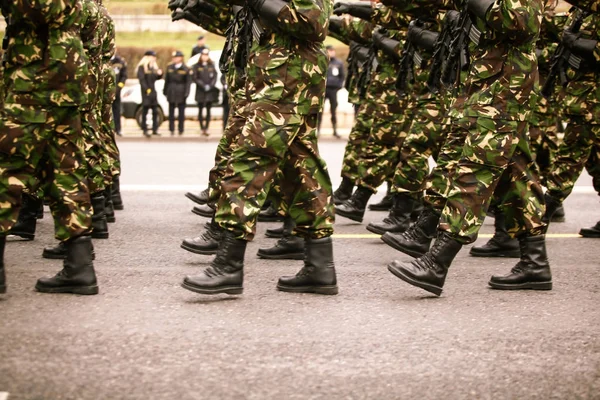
[
  {"x1": 244, "y1": 0, "x2": 331, "y2": 115},
  {"x1": 557, "y1": 9, "x2": 600, "y2": 121},
  {"x1": 3, "y1": 0, "x2": 89, "y2": 107}
]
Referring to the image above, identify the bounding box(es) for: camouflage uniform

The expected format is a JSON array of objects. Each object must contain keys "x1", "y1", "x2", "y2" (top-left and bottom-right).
[
  {"x1": 214, "y1": 0, "x2": 335, "y2": 241},
  {"x1": 544, "y1": 10, "x2": 600, "y2": 204},
  {"x1": 0, "y1": 0, "x2": 92, "y2": 241}
]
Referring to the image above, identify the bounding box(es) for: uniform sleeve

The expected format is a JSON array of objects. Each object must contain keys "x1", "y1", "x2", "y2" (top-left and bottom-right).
[
  {"x1": 372, "y1": 3, "x2": 422, "y2": 29},
  {"x1": 275, "y1": 0, "x2": 331, "y2": 42},
  {"x1": 340, "y1": 15, "x2": 374, "y2": 45},
  {"x1": 137, "y1": 65, "x2": 148, "y2": 91},
  {"x1": 484, "y1": 0, "x2": 542, "y2": 44}
]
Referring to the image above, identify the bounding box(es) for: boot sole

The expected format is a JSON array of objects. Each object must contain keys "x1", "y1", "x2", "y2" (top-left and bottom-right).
[
  {"x1": 276, "y1": 283, "x2": 338, "y2": 295},
  {"x1": 92, "y1": 232, "x2": 109, "y2": 239},
  {"x1": 469, "y1": 249, "x2": 520, "y2": 258},
  {"x1": 265, "y1": 232, "x2": 284, "y2": 239},
  {"x1": 185, "y1": 192, "x2": 207, "y2": 206},
  {"x1": 180, "y1": 243, "x2": 218, "y2": 255},
  {"x1": 8, "y1": 232, "x2": 35, "y2": 240},
  {"x1": 257, "y1": 216, "x2": 285, "y2": 223},
  {"x1": 113, "y1": 204, "x2": 124, "y2": 211},
  {"x1": 387, "y1": 264, "x2": 442, "y2": 296},
  {"x1": 35, "y1": 284, "x2": 99, "y2": 295},
  {"x1": 42, "y1": 252, "x2": 96, "y2": 260},
  {"x1": 181, "y1": 282, "x2": 243, "y2": 295},
  {"x1": 191, "y1": 208, "x2": 215, "y2": 218},
  {"x1": 488, "y1": 281, "x2": 552, "y2": 290},
  {"x1": 257, "y1": 252, "x2": 304, "y2": 260},
  {"x1": 381, "y1": 234, "x2": 427, "y2": 258},
  {"x1": 368, "y1": 205, "x2": 392, "y2": 212},
  {"x1": 550, "y1": 216, "x2": 565, "y2": 223},
  {"x1": 106, "y1": 216, "x2": 116, "y2": 223},
  {"x1": 366, "y1": 224, "x2": 407, "y2": 236},
  {"x1": 335, "y1": 210, "x2": 364, "y2": 223},
  {"x1": 579, "y1": 230, "x2": 600, "y2": 238}
]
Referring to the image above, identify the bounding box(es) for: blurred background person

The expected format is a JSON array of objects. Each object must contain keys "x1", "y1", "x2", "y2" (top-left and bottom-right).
[
  {"x1": 164, "y1": 50, "x2": 192, "y2": 136},
  {"x1": 191, "y1": 35, "x2": 207, "y2": 58},
  {"x1": 193, "y1": 48, "x2": 219, "y2": 137},
  {"x1": 318, "y1": 45, "x2": 345, "y2": 138},
  {"x1": 136, "y1": 50, "x2": 163, "y2": 137},
  {"x1": 110, "y1": 48, "x2": 128, "y2": 137}
]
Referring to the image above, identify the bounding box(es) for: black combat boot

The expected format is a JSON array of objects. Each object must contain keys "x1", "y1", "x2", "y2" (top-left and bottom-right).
[
  {"x1": 9, "y1": 193, "x2": 42, "y2": 240},
  {"x1": 180, "y1": 221, "x2": 222, "y2": 255},
  {"x1": 488, "y1": 235, "x2": 552, "y2": 290},
  {"x1": 181, "y1": 231, "x2": 246, "y2": 295},
  {"x1": 368, "y1": 184, "x2": 394, "y2": 211},
  {"x1": 42, "y1": 241, "x2": 96, "y2": 260},
  {"x1": 381, "y1": 207, "x2": 441, "y2": 257},
  {"x1": 257, "y1": 217, "x2": 304, "y2": 260},
  {"x1": 258, "y1": 203, "x2": 285, "y2": 222},
  {"x1": 36, "y1": 236, "x2": 99, "y2": 295},
  {"x1": 542, "y1": 193, "x2": 562, "y2": 225},
  {"x1": 104, "y1": 186, "x2": 116, "y2": 223},
  {"x1": 335, "y1": 186, "x2": 374, "y2": 223},
  {"x1": 36, "y1": 200, "x2": 44, "y2": 219},
  {"x1": 265, "y1": 224, "x2": 285, "y2": 239},
  {"x1": 277, "y1": 237, "x2": 338, "y2": 295},
  {"x1": 192, "y1": 203, "x2": 215, "y2": 218},
  {"x1": 388, "y1": 231, "x2": 462, "y2": 296},
  {"x1": 0, "y1": 235, "x2": 6, "y2": 294},
  {"x1": 90, "y1": 191, "x2": 109, "y2": 239},
  {"x1": 185, "y1": 187, "x2": 210, "y2": 206},
  {"x1": 111, "y1": 175, "x2": 124, "y2": 210},
  {"x1": 366, "y1": 193, "x2": 417, "y2": 235},
  {"x1": 469, "y1": 210, "x2": 520, "y2": 257},
  {"x1": 333, "y1": 177, "x2": 354, "y2": 206},
  {"x1": 579, "y1": 220, "x2": 600, "y2": 238}
]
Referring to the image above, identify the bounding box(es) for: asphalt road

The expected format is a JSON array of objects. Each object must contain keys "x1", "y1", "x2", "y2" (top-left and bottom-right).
[{"x1": 1, "y1": 140, "x2": 599, "y2": 400}]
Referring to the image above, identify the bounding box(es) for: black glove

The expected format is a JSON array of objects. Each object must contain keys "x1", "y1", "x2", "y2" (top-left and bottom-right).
[
  {"x1": 184, "y1": 0, "x2": 217, "y2": 15},
  {"x1": 380, "y1": 0, "x2": 407, "y2": 7},
  {"x1": 563, "y1": 31, "x2": 598, "y2": 60},
  {"x1": 168, "y1": 0, "x2": 187, "y2": 11},
  {"x1": 329, "y1": 17, "x2": 343, "y2": 36},
  {"x1": 333, "y1": 1, "x2": 373, "y2": 21},
  {"x1": 248, "y1": 0, "x2": 289, "y2": 25},
  {"x1": 372, "y1": 28, "x2": 400, "y2": 61},
  {"x1": 466, "y1": 0, "x2": 495, "y2": 20},
  {"x1": 407, "y1": 21, "x2": 439, "y2": 52},
  {"x1": 171, "y1": 8, "x2": 203, "y2": 26}
]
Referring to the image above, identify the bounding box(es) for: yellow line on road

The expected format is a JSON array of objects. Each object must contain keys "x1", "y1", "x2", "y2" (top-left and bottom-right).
[{"x1": 332, "y1": 233, "x2": 582, "y2": 239}]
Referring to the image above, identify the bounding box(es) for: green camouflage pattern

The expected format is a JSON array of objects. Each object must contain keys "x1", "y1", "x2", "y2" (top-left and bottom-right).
[
  {"x1": 438, "y1": 117, "x2": 546, "y2": 243},
  {"x1": 0, "y1": 104, "x2": 92, "y2": 240},
  {"x1": 545, "y1": 117, "x2": 600, "y2": 202},
  {"x1": 244, "y1": 0, "x2": 331, "y2": 116},
  {"x1": 3, "y1": 0, "x2": 90, "y2": 108},
  {"x1": 215, "y1": 110, "x2": 334, "y2": 241},
  {"x1": 340, "y1": 102, "x2": 375, "y2": 182}
]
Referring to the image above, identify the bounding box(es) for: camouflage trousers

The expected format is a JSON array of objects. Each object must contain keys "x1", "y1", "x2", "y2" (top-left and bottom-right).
[
  {"x1": 529, "y1": 110, "x2": 562, "y2": 188},
  {"x1": 438, "y1": 117, "x2": 546, "y2": 244},
  {"x1": 82, "y1": 107, "x2": 106, "y2": 194},
  {"x1": 340, "y1": 101, "x2": 375, "y2": 182},
  {"x1": 0, "y1": 104, "x2": 92, "y2": 241},
  {"x1": 545, "y1": 116, "x2": 600, "y2": 202},
  {"x1": 423, "y1": 117, "x2": 468, "y2": 211},
  {"x1": 392, "y1": 101, "x2": 445, "y2": 198},
  {"x1": 585, "y1": 141, "x2": 600, "y2": 195},
  {"x1": 98, "y1": 69, "x2": 121, "y2": 181},
  {"x1": 356, "y1": 104, "x2": 411, "y2": 192},
  {"x1": 215, "y1": 110, "x2": 334, "y2": 241}
]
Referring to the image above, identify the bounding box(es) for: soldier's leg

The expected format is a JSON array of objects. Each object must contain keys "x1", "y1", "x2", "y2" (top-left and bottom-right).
[
  {"x1": 169, "y1": 102, "x2": 176, "y2": 134},
  {"x1": 544, "y1": 117, "x2": 598, "y2": 223},
  {"x1": 178, "y1": 102, "x2": 186, "y2": 135},
  {"x1": 333, "y1": 101, "x2": 375, "y2": 205},
  {"x1": 337, "y1": 108, "x2": 410, "y2": 223},
  {"x1": 579, "y1": 132, "x2": 600, "y2": 237}
]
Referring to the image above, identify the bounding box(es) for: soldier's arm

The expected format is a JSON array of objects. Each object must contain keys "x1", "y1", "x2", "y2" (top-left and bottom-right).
[
  {"x1": 471, "y1": 0, "x2": 541, "y2": 44},
  {"x1": 249, "y1": 0, "x2": 330, "y2": 42},
  {"x1": 372, "y1": 3, "x2": 423, "y2": 29},
  {"x1": 340, "y1": 15, "x2": 375, "y2": 45}
]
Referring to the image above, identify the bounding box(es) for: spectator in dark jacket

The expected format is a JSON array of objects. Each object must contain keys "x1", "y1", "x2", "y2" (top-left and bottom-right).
[
  {"x1": 193, "y1": 49, "x2": 219, "y2": 136},
  {"x1": 111, "y1": 49, "x2": 128, "y2": 136},
  {"x1": 137, "y1": 50, "x2": 163, "y2": 137},
  {"x1": 318, "y1": 46, "x2": 346, "y2": 138},
  {"x1": 164, "y1": 50, "x2": 192, "y2": 136}
]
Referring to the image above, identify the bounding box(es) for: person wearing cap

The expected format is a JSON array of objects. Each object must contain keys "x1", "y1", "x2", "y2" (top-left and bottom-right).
[
  {"x1": 164, "y1": 50, "x2": 192, "y2": 136},
  {"x1": 191, "y1": 35, "x2": 208, "y2": 58},
  {"x1": 193, "y1": 48, "x2": 219, "y2": 136},
  {"x1": 318, "y1": 45, "x2": 345, "y2": 138},
  {"x1": 111, "y1": 49, "x2": 128, "y2": 137},
  {"x1": 136, "y1": 50, "x2": 163, "y2": 137}
]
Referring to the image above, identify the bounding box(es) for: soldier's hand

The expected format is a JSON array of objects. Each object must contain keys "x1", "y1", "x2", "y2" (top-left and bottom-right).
[
  {"x1": 168, "y1": 0, "x2": 187, "y2": 11},
  {"x1": 171, "y1": 9, "x2": 186, "y2": 21},
  {"x1": 329, "y1": 17, "x2": 343, "y2": 35},
  {"x1": 333, "y1": 2, "x2": 353, "y2": 16}
]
